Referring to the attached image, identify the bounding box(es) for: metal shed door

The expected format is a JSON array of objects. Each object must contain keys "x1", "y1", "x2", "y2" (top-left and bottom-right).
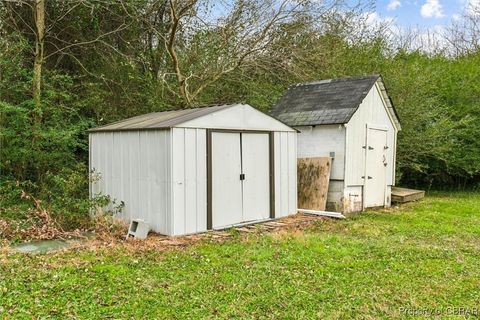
[
  {"x1": 211, "y1": 132, "x2": 271, "y2": 229},
  {"x1": 241, "y1": 133, "x2": 270, "y2": 222},
  {"x1": 364, "y1": 127, "x2": 388, "y2": 208},
  {"x1": 211, "y1": 132, "x2": 243, "y2": 228}
]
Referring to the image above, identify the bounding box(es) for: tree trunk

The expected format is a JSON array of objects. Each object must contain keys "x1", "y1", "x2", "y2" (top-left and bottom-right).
[
  {"x1": 30, "y1": 0, "x2": 45, "y2": 180},
  {"x1": 33, "y1": 0, "x2": 45, "y2": 115}
]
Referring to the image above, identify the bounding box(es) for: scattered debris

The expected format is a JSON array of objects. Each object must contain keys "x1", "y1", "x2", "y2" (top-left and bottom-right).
[
  {"x1": 126, "y1": 219, "x2": 150, "y2": 240},
  {"x1": 298, "y1": 208, "x2": 346, "y2": 219},
  {"x1": 4, "y1": 213, "x2": 329, "y2": 255}
]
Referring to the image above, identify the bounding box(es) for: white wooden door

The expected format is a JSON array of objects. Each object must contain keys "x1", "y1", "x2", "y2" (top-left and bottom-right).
[
  {"x1": 241, "y1": 133, "x2": 270, "y2": 222},
  {"x1": 364, "y1": 127, "x2": 388, "y2": 208},
  {"x1": 211, "y1": 132, "x2": 243, "y2": 228}
]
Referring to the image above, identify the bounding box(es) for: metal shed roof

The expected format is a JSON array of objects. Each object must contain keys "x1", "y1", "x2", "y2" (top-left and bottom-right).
[
  {"x1": 270, "y1": 75, "x2": 401, "y2": 129},
  {"x1": 88, "y1": 104, "x2": 235, "y2": 132}
]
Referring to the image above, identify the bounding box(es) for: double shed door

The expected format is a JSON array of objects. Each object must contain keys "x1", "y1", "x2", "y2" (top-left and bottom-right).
[
  {"x1": 364, "y1": 126, "x2": 388, "y2": 208},
  {"x1": 211, "y1": 132, "x2": 270, "y2": 229}
]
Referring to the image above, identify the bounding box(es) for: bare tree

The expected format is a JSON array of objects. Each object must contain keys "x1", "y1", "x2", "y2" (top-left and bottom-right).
[
  {"x1": 1, "y1": 0, "x2": 132, "y2": 109},
  {"x1": 32, "y1": 0, "x2": 44, "y2": 115},
  {"x1": 141, "y1": 0, "x2": 332, "y2": 105},
  {"x1": 446, "y1": 8, "x2": 480, "y2": 55}
]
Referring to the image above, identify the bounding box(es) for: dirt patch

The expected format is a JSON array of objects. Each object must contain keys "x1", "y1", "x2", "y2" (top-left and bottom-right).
[
  {"x1": 119, "y1": 213, "x2": 328, "y2": 252},
  {"x1": 3, "y1": 213, "x2": 330, "y2": 256}
]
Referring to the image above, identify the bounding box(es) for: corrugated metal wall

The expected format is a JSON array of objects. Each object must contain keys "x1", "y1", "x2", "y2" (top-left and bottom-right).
[
  {"x1": 90, "y1": 127, "x2": 296, "y2": 236},
  {"x1": 344, "y1": 83, "x2": 397, "y2": 187},
  {"x1": 170, "y1": 128, "x2": 297, "y2": 235},
  {"x1": 89, "y1": 130, "x2": 172, "y2": 235},
  {"x1": 274, "y1": 131, "x2": 298, "y2": 218},
  {"x1": 171, "y1": 128, "x2": 207, "y2": 235}
]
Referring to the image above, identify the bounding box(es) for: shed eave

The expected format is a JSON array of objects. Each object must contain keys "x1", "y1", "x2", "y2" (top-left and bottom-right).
[
  {"x1": 289, "y1": 120, "x2": 347, "y2": 128},
  {"x1": 87, "y1": 127, "x2": 171, "y2": 133}
]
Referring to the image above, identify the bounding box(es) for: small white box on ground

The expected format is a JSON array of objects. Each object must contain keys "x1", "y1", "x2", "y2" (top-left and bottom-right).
[{"x1": 127, "y1": 219, "x2": 150, "y2": 240}]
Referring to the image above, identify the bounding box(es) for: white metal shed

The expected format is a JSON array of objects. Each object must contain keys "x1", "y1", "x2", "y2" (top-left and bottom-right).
[
  {"x1": 89, "y1": 104, "x2": 297, "y2": 236},
  {"x1": 271, "y1": 75, "x2": 401, "y2": 213}
]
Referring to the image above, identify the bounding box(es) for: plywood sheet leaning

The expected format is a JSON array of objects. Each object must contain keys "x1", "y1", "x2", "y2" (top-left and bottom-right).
[{"x1": 297, "y1": 157, "x2": 332, "y2": 211}]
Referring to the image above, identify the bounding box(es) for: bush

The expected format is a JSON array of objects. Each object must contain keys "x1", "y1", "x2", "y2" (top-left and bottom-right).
[{"x1": 0, "y1": 164, "x2": 125, "y2": 240}]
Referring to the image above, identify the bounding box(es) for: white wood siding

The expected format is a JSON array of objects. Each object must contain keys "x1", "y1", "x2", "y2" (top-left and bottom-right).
[
  {"x1": 171, "y1": 128, "x2": 207, "y2": 235},
  {"x1": 89, "y1": 130, "x2": 171, "y2": 234},
  {"x1": 345, "y1": 83, "x2": 396, "y2": 187},
  {"x1": 343, "y1": 186, "x2": 363, "y2": 213},
  {"x1": 274, "y1": 131, "x2": 297, "y2": 218},
  {"x1": 296, "y1": 125, "x2": 345, "y2": 180}
]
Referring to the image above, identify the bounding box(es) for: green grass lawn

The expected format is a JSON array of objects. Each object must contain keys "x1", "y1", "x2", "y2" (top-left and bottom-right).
[{"x1": 1, "y1": 193, "x2": 480, "y2": 319}]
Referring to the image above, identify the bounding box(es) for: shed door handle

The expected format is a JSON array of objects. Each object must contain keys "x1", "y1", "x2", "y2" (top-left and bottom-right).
[{"x1": 240, "y1": 173, "x2": 245, "y2": 180}]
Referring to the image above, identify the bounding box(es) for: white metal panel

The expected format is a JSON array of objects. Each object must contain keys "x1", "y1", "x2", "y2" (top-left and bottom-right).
[
  {"x1": 345, "y1": 84, "x2": 397, "y2": 187},
  {"x1": 162, "y1": 131, "x2": 172, "y2": 234},
  {"x1": 288, "y1": 132, "x2": 298, "y2": 215},
  {"x1": 364, "y1": 127, "x2": 388, "y2": 207},
  {"x1": 170, "y1": 128, "x2": 208, "y2": 235},
  {"x1": 171, "y1": 128, "x2": 186, "y2": 235},
  {"x1": 274, "y1": 132, "x2": 282, "y2": 217},
  {"x1": 178, "y1": 104, "x2": 295, "y2": 132},
  {"x1": 280, "y1": 132, "x2": 289, "y2": 215},
  {"x1": 195, "y1": 129, "x2": 207, "y2": 232},
  {"x1": 274, "y1": 131, "x2": 298, "y2": 218},
  {"x1": 242, "y1": 133, "x2": 270, "y2": 222},
  {"x1": 211, "y1": 132, "x2": 243, "y2": 228},
  {"x1": 296, "y1": 125, "x2": 345, "y2": 180},
  {"x1": 185, "y1": 128, "x2": 199, "y2": 233},
  {"x1": 127, "y1": 132, "x2": 140, "y2": 224},
  {"x1": 138, "y1": 132, "x2": 151, "y2": 225},
  {"x1": 89, "y1": 130, "x2": 171, "y2": 235},
  {"x1": 112, "y1": 133, "x2": 123, "y2": 217}
]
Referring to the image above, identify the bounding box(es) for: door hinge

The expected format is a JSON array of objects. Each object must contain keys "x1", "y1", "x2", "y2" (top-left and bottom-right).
[
  {"x1": 384, "y1": 146, "x2": 389, "y2": 150},
  {"x1": 368, "y1": 176, "x2": 373, "y2": 179},
  {"x1": 240, "y1": 173, "x2": 245, "y2": 180},
  {"x1": 368, "y1": 146, "x2": 374, "y2": 150}
]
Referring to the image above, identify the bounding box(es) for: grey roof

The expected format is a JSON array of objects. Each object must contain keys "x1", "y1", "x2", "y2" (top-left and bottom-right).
[
  {"x1": 271, "y1": 75, "x2": 400, "y2": 129},
  {"x1": 88, "y1": 104, "x2": 235, "y2": 132}
]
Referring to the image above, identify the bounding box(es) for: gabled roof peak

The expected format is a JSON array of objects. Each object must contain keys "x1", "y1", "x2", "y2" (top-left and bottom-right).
[
  {"x1": 271, "y1": 74, "x2": 400, "y2": 130},
  {"x1": 88, "y1": 104, "x2": 239, "y2": 132},
  {"x1": 291, "y1": 75, "x2": 380, "y2": 89}
]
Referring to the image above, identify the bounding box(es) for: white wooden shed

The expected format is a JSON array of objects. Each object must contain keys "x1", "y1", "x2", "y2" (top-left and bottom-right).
[
  {"x1": 88, "y1": 104, "x2": 297, "y2": 236},
  {"x1": 271, "y1": 75, "x2": 401, "y2": 213}
]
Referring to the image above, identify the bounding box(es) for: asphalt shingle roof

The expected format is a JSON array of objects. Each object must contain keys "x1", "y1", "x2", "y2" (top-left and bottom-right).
[{"x1": 271, "y1": 75, "x2": 384, "y2": 126}]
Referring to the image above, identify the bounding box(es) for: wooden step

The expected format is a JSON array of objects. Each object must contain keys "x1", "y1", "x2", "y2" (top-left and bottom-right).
[{"x1": 391, "y1": 187, "x2": 425, "y2": 203}]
